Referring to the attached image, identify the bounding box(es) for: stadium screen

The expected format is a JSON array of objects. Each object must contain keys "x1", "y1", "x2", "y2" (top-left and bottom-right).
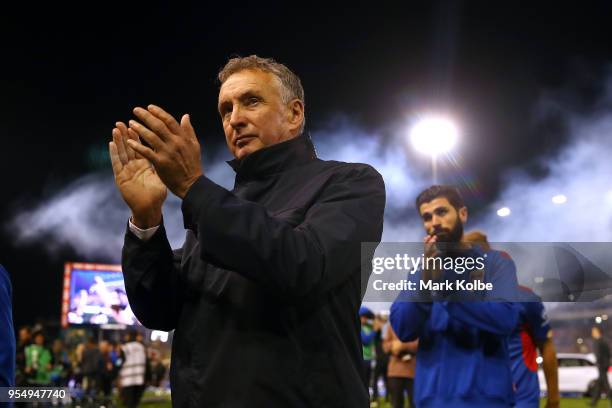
[{"x1": 61, "y1": 262, "x2": 139, "y2": 327}]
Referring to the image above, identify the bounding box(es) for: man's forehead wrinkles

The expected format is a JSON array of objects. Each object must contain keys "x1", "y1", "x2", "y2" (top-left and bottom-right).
[{"x1": 219, "y1": 82, "x2": 264, "y2": 103}]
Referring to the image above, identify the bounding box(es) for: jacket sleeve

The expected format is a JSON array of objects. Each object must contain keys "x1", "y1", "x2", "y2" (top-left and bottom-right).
[
  {"x1": 389, "y1": 300, "x2": 432, "y2": 342},
  {"x1": 0, "y1": 265, "x2": 15, "y2": 387},
  {"x1": 444, "y1": 252, "x2": 520, "y2": 335},
  {"x1": 522, "y1": 300, "x2": 551, "y2": 343},
  {"x1": 121, "y1": 224, "x2": 182, "y2": 331},
  {"x1": 389, "y1": 268, "x2": 433, "y2": 342},
  {"x1": 181, "y1": 164, "x2": 386, "y2": 298},
  {"x1": 444, "y1": 302, "x2": 519, "y2": 335}
]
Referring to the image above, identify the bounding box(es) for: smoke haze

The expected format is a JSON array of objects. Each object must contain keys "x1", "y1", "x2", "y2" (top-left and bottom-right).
[{"x1": 7, "y1": 75, "x2": 612, "y2": 264}]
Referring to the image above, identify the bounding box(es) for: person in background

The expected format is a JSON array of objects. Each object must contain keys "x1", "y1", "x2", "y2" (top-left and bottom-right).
[
  {"x1": 464, "y1": 230, "x2": 560, "y2": 408},
  {"x1": 372, "y1": 314, "x2": 389, "y2": 405},
  {"x1": 590, "y1": 325, "x2": 612, "y2": 406},
  {"x1": 360, "y1": 306, "x2": 377, "y2": 401},
  {"x1": 25, "y1": 331, "x2": 53, "y2": 386},
  {"x1": 383, "y1": 323, "x2": 418, "y2": 408},
  {"x1": 109, "y1": 341, "x2": 123, "y2": 367},
  {"x1": 0, "y1": 264, "x2": 15, "y2": 392},
  {"x1": 14, "y1": 326, "x2": 31, "y2": 386},
  {"x1": 50, "y1": 339, "x2": 71, "y2": 387},
  {"x1": 119, "y1": 331, "x2": 147, "y2": 408},
  {"x1": 80, "y1": 336, "x2": 102, "y2": 402},
  {"x1": 99, "y1": 340, "x2": 119, "y2": 407},
  {"x1": 390, "y1": 185, "x2": 520, "y2": 408},
  {"x1": 72, "y1": 341, "x2": 86, "y2": 389},
  {"x1": 148, "y1": 350, "x2": 166, "y2": 388}
]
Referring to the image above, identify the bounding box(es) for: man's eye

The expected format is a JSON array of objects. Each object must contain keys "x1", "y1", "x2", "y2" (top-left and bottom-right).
[{"x1": 247, "y1": 97, "x2": 259, "y2": 105}]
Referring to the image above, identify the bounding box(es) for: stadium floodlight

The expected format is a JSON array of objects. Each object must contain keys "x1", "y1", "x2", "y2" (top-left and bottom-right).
[
  {"x1": 595, "y1": 316, "x2": 603, "y2": 324},
  {"x1": 551, "y1": 194, "x2": 567, "y2": 205},
  {"x1": 410, "y1": 116, "x2": 459, "y2": 156},
  {"x1": 577, "y1": 338, "x2": 584, "y2": 344},
  {"x1": 497, "y1": 207, "x2": 511, "y2": 217},
  {"x1": 409, "y1": 115, "x2": 459, "y2": 183}
]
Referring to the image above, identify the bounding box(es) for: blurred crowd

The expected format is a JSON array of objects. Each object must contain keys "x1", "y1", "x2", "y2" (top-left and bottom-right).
[
  {"x1": 14, "y1": 325, "x2": 168, "y2": 407},
  {"x1": 360, "y1": 309, "x2": 417, "y2": 408}
]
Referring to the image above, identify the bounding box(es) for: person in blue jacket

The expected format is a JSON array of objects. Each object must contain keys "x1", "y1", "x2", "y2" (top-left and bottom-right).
[
  {"x1": 510, "y1": 287, "x2": 559, "y2": 408},
  {"x1": 0, "y1": 264, "x2": 16, "y2": 389},
  {"x1": 465, "y1": 231, "x2": 560, "y2": 408},
  {"x1": 390, "y1": 185, "x2": 520, "y2": 408}
]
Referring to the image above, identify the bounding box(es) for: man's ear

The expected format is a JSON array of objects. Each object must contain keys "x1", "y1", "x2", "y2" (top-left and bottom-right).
[
  {"x1": 458, "y1": 206, "x2": 468, "y2": 224},
  {"x1": 287, "y1": 99, "x2": 304, "y2": 133}
]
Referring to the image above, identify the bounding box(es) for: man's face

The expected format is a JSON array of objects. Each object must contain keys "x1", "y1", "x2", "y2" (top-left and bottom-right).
[
  {"x1": 218, "y1": 69, "x2": 302, "y2": 160},
  {"x1": 419, "y1": 197, "x2": 467, "y2": 243},
  {"x1": 19, "y1": 328, "x2": 30, "y2": 342}
]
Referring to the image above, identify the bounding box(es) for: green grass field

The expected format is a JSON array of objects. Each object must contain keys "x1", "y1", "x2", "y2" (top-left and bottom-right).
[
  {"x1": 369, "y1": 399, "x2": 610, "y2": 407},
  {"x1": 134, "y1": 396, "x2": 612, "y2": 407}
]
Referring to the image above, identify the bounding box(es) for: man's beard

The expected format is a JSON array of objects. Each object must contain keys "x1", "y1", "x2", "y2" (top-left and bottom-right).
[{"x1": 433, "y1": 219, "x2": 464, "y2": 243}]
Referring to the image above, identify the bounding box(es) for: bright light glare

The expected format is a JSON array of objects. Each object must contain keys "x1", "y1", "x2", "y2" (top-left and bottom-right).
[
  {"x1": 552, "y1": 194, "x2": 567, "y2": 204},
  {"x1": 497, "y1": 207, "x2": 511, "y2": 217},
  {"x1": 596, "y1": 316, "x2": 603, "y2": 324},
  {"x1": 410, "y1": 117, "x2": 458, "y2": 156},
  {"x1": 151, "y1": 330, "x2": 169, "y2": 342}
]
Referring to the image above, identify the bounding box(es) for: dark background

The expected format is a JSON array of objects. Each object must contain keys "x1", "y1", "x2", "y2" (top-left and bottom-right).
[{"x1": 2, "y1": 1, "x2": 611, "y2": 327}]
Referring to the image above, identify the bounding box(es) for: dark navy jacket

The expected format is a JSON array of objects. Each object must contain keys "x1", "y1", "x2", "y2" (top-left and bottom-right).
[
  {"x1": 390, "y1": 248, "x2": 520, "y2": 408},
  {"x1": 0, "y1": 264, "x2": 15, "y2": 389},
  {"x1": 122, "y1": 134, "x2": 386, "y2": 407}
]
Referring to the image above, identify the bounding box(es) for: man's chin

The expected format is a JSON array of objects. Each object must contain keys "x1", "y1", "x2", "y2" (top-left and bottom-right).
[
  {"x1": 234, "y1": 142, "x2": 264, "y2": 160},
  {"x1": 434, "y1": 233, "x2": 460, "y2": 243},
  {"x1": 435, "y1": 234, "x2": 450, "y2": 243},
  {"x1": 234, "y1": 147, "x2": 254, "y2": 160}
]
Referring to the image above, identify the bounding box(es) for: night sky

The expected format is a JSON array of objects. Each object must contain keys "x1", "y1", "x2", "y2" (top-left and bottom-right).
[{"x1": 2, "y1": 1, "x2": 612, "y2": 327}]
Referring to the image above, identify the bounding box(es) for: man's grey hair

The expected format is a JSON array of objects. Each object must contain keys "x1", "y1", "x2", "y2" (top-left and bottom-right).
[{"x1": 218, "y1": 55, "x2": 306, "y2": 134}]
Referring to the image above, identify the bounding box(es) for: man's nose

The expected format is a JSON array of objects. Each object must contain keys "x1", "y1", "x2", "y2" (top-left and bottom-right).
[
  {"x1": 229, "y1": 105, "x2": 247, "y2": 129},
  {"x1": 431, "y1": 215, "x2": 442, "y2": 228}
]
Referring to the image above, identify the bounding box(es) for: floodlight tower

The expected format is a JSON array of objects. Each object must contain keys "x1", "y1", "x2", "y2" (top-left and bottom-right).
[{"x1": 410, "y1": 116, "x2": 458, "y2": 183}]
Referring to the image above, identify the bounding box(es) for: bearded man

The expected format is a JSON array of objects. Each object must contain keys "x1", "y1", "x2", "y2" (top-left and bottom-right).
[{"x1": 390, "y1": 185, "x2": 519, "y2": 408}]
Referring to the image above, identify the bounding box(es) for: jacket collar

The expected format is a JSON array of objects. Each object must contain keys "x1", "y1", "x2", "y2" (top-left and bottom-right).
[{"x1": 227, "y1": 133, "x2": 317, "y2": 182}]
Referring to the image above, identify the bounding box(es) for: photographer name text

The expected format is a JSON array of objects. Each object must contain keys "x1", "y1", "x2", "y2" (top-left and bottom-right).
[{"x1": 372, "y1": 279, "x2": 493, "y2": 291}]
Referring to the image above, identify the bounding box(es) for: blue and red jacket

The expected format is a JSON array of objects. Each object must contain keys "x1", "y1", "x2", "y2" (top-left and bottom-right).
[
  {"x1": 390, "y1": 247, "x2": 520, "y2": 408},
  {"x1": 510, "y1": 287, "x2": 551, "y2": 407}
]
